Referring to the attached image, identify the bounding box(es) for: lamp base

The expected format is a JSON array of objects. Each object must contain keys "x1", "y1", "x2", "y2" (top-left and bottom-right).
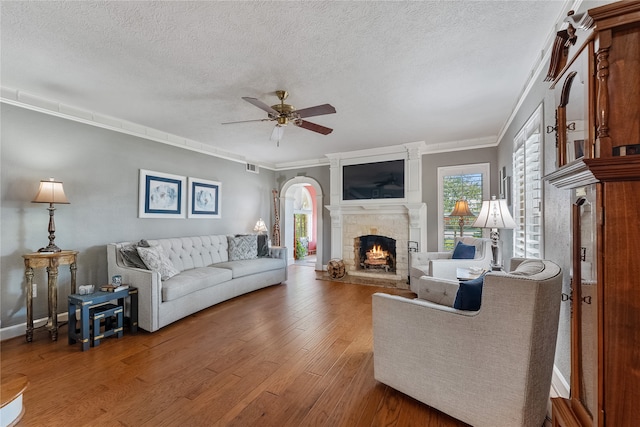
[
  {"x1": 38, "y1": 244, "x2": 62, "y2": 253},
  {"x1": 489, "y1": 228, "x2": 503, "y2": 271}
]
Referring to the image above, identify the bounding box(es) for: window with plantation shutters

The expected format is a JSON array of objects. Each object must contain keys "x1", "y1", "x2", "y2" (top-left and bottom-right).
[{"x1": 513, "y1": 104, "x2": 543, "y2": 259}]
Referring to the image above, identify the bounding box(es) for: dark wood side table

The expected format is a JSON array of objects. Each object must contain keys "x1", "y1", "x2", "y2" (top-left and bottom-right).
[
  {"x1": 68, "y1": 287, "x2": 138, "y2": 351},
  {"x1": 22, "y1": 250, "x2": 78, "y2": 342}
]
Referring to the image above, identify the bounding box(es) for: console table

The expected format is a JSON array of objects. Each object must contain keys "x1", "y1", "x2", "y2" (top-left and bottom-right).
[{"x1": 23, "y1": 250, "x2": 78, "y2": 342}]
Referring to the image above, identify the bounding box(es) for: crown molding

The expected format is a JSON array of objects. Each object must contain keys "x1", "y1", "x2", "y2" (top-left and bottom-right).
[
  {"x1": 0, "y1": 86, "x2": 280, "y2": 171},
  {"x1": 2, "y1": 86, "x2": 500, "y2": 172},
  {"x1": 495, "y1": 0, "x2": 586, "y2": 144}
]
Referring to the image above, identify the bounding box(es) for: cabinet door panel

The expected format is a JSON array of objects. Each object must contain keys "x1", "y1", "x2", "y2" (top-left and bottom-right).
[{"x1": 602, "y1": 181, "x2": 640, "y2": 425}]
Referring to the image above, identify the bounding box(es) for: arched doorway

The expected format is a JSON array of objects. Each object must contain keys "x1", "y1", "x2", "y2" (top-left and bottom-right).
[{"x1": 279, "y1": 177, "x2": 323, "y2": 271}]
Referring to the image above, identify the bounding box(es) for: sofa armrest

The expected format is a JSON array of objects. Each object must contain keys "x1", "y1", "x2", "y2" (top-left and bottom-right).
[
  {"x1": 107, "y1": 243, "x2": 162, "y2": 332},
  {"x1": 268, "y1": 246, "x2": 288, "y2": 280}
]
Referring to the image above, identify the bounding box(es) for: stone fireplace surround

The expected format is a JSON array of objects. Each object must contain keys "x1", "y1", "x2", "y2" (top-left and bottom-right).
[{"x1": 326, "y1": 143, "x2": 427, "y2": 288}]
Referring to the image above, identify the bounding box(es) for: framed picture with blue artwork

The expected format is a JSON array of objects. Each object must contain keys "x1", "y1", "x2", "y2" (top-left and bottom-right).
[
  {"x1": 188, "y1": 177, "x2": 221, "y2": 219},
  {"x1": 138, "y1": 169, "x2": 186, "y2": 218}
]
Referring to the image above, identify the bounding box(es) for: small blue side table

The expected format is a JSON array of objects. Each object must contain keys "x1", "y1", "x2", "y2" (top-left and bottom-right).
[{"x1": 68, "y1": 287, "x2": 138, "y2": 351}]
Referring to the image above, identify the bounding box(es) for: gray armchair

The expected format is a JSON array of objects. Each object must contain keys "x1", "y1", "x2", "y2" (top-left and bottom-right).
[{"x1": 373, "y1": 258, "x2": 562, "y2": 427}]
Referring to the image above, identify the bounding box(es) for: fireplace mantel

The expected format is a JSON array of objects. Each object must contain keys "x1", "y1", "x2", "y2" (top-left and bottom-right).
[{"x1": 324, "y1": 143, "x2": 427, "y2": 284}]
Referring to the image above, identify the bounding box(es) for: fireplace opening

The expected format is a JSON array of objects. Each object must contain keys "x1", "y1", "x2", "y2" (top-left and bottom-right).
[{"x1": 355, "y1": 235, "x2": 396, "y2": 273}]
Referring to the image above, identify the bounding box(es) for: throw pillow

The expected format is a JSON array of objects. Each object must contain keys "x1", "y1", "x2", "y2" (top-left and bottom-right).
[
  {"x1": 228, "y1": 235, "x2": 258, "y2": 261},
  {"x1": 257, "y1": 234, "x2": 269, "y2": 257},
  {"x1": 452, "y1": 241, "x2": 476, "y2": 259},
  {"x1": 136, "y1": 245, "x2": 180, "y2": 281},
  {"x1": 511, "y1": 259, "x2": 545, "y2": 276},
  {"x1": 119, "y1": 243, "x2": 148, "y2": 269},
  {"x1": 453, "y1": 273, "x2": 486, "y2": 311},
  {"x1": 119, "y1": 239, "x2": 151, "y2": 269}
]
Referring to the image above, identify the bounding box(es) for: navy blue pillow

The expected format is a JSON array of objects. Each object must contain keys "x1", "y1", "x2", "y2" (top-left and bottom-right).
[
  {"x1": 451, "y1": 241, "x2": 476, "y2": 259},
  {"x1": 453, "y1": 273, "x2": 486, "y2": 311}
]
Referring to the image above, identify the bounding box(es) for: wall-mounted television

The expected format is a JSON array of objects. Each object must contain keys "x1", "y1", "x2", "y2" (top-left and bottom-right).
[{"x1": 342, "y1": 159, "x2": 405, "y2": 200}]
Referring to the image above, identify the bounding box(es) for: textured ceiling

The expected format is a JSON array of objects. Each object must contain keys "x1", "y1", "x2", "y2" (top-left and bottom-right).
[{"x1": 1, "y1": 1, "x2": 568, "y2": 168}]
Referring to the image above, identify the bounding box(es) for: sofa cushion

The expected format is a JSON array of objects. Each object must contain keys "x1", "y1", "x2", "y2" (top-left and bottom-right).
[
  {"x1": 214, "y1": 257, "x2": 286, "y2": 279},
  {"x1": 162, "y1": 267, "x2": 233, "y2": 302},
  {"x1": 228, "y1": 235, "x2": 258, "y2": 261},
  {"x1": 137, "y1": 245, "x2": 180, "y2": 281},
  {"x1": 511, "y1": 259, "x2": 545, "y2": 276},
  {"x1": 452, "y1": 242, "x2": 476, "y2": 259},
  {"x1": 453, "y1": 273, "x2": 486, "y2": 311}
]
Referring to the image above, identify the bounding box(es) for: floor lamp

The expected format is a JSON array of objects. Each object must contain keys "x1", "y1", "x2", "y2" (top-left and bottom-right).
[{"x1": 472, "y1": 196, "x2": 516, "y2": 271}]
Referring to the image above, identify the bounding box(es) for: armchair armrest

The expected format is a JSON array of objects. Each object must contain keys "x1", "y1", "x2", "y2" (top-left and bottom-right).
[
  {"x1": 410, "y1": 251, "x2": 451, "y2": 265},
  {"x1": 412, "y1": 276, "x2": 460, "y2": 306},
  {"x1": 430, "y1": 257, "x2": 491, "y2": 281}
]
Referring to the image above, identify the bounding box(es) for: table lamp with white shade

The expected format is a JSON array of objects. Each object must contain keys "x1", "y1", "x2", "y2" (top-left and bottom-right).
[
  {"x1": 472, "y1": 195, "x2": 516, "y2": 271},
  {"x1": 253, "y1": 218, "x2": 268, "y2": 234},
  {"x1": 32, "y1": 178, "x2": 70, "y2": 253}
]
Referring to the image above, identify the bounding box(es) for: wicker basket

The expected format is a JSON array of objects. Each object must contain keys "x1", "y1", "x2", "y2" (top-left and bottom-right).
[{"x1": 327, "y1": 259, "x2": 346, "y2": 279}]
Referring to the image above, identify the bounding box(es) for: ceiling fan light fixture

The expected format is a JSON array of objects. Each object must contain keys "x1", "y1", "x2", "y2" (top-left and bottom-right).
[
  {"x1": 271, "y1": 124, "x2": 285, "y2": 146},
  {"x1": 226, "y1": 90, "x2": 336, "y2": 139}
]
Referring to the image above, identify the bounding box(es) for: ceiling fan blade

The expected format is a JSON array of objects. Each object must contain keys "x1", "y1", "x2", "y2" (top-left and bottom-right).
[
  {"x1": 221, "y1": 118, "x2": 272, "y2": 125},
  {"x1": 296, "y1": 120, "x2": 333, "y2": 135},
  {"x1": 242, "y1": 97, "x2": 280, "y2": 116},
  {"x1": 294, "y1": 104, "x2": 336, "y2": 118},
  {"x1": 270, "y1": 125, "x2": 285, "y2": 142}
]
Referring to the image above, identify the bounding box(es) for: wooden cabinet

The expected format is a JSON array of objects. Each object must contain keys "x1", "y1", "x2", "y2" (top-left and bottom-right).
[{"x1": 545, "y1": 2, "x2": 640, "y2": 426}]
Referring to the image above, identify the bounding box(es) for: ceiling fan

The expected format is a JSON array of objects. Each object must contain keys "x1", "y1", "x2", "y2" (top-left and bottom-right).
[{"x1": 222, "y1": 90, "x2": 336, "y2": 145}]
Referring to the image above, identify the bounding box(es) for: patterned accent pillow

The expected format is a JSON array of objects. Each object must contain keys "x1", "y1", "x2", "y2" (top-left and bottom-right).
[
  {"x1": 228, "y1": 235, "x2": 258, "y2": 261},
  {"x1": 120, "y1": 246, "x2": 145, "y2": 269},
  {"x1": 119, "y1": 240, "x2": 150, "y2": 269},
  {"x1": 511, "y1": 259, "x2": 545, "y2": 276},
  {"x1": 136, "y1": 245, "x2": 180, "y2": 281}
]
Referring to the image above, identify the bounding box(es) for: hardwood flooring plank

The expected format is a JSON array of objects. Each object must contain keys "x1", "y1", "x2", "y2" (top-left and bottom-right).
[{"x1": 0, "y1": 265, "x2": 469, "y2": 426}]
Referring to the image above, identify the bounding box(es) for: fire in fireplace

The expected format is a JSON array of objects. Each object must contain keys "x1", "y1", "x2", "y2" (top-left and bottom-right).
[{"x1": 355, "y1": 235, "x2": 396, "y2": 273}]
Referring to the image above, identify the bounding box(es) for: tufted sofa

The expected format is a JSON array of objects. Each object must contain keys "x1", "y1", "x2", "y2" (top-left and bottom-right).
[{"x1": 107, "y1": 235, "x2": 287, "y2": 332}]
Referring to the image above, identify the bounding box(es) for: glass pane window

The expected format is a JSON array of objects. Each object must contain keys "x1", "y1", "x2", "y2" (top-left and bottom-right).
[
  {"x1": 442, "y1": 174, "x2": 484, "y2": 250},
  {"x1": 437, "y1": 163, "x2": 491, "y2": 251}
]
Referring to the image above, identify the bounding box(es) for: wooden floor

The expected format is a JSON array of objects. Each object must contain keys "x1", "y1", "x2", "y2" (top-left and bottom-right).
[{"x1": 1, "y1": 265, "x2": 469, "y2": 427}]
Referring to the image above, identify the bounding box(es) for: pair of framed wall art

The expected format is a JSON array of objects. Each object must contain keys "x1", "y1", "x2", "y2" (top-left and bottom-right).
[{"x1": 138, "y1": 169, "x2": 221, "y2": 219}]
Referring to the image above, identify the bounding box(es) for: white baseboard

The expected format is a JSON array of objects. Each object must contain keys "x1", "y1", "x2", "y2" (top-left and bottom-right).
[{"x1": 0, "y1": 312, "x2": 69, "y2": 342}]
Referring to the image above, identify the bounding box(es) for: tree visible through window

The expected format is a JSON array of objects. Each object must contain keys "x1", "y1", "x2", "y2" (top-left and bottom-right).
[
  {"x1": 437, "y1": 163, "x2": 490, "y2": 251},
  {"x1": 442, "y1": 174, "x2": 483, "y2": 250}
]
